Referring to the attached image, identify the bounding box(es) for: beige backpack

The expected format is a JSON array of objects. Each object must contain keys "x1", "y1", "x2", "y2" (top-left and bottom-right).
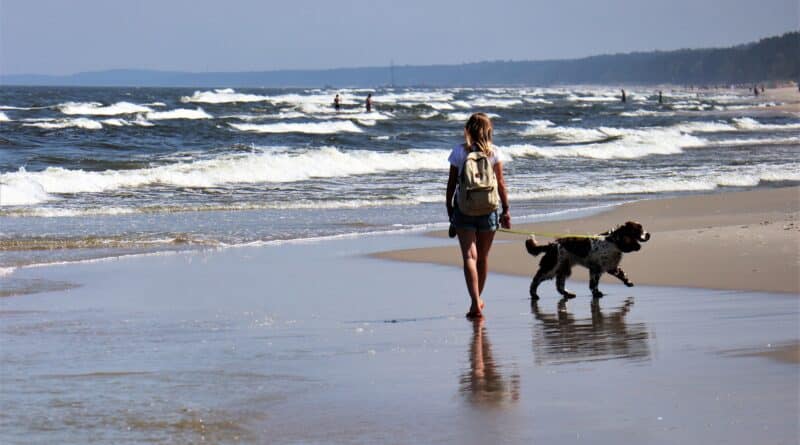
[{"x1": 457, "y1": 147, "x2": 499, "y2": 216}]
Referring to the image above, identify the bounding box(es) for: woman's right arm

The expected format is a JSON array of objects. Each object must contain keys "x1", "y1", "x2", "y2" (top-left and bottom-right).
[{"x1": 446, "y1": 165, "x2": 458, "y2": 219}]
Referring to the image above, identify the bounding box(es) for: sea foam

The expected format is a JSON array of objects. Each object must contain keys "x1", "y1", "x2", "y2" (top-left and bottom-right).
[
  {"x1": 58, "y1": 101, "x2": 154, "y2": 116},
  {"x1": 23, "y1": 118, "x2": 103, "y2": 130},
  {"x1": 229, "y1": 121, "x2": 363, "y2": 134},
  {"x1": 146, "y1": 108, "x2": 212, "y2": 120},
  {"x1": 181, "y1": 88, "x2": 272, "y2": 104},
  {"x1": 0, "y1": 146, "x2": 452, "y2": 205}
]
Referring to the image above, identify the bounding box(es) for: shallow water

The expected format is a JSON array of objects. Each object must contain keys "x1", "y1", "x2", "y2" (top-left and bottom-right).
[
  {"x1": 1, "y1": 86, "x2": 798, "y2": 272},
  {"x1": 1, "y1": 234, "x2": 797, "y2": 444}
]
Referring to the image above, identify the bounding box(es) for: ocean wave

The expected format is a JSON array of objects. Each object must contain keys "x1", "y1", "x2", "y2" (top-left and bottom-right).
[
  {"x1": 22, "y1": 118, "x2": 103, "y2": 130},
  {"x1": 100, "y1": 117, "x2": 155, "y2": 127},
  {"x1": 374, "y1": 91, "x2": 455, "y2": 104},
  {"x1": 620, "y1": 109, "x2": 672, "y2": 117},
  {"x1": 520, "y1": 121, "x2": 609, "y2": 142},
  {"x1": 447, "y1": 112, "x2": 500, "y2": 121},
  {"x1": 514, "y1": 165, "x2": 800, "y2": 199},
  {"x1": 58, "y1": 101, "x2": 153, "y2": 116},
  {"x1": 469, "y1": 98, "x2": 523, "y2": 108},
  {"x1": 229, "y1": 121, "x2": 362, "y2": 134},
  {"x1": 0, "y1": 111, "x2": 9, "y2": 122},
  {"x1": 181, "y1": 88, "x2": 271, "y2": 104},
  {"x1": 0, "y1": 146, "x2": 451, "y2": 206},
  {"x1": 504, "y1": 127, "x2": 705, "y2": 159},
  {"x1": 732, "y1": 117, "x2": 800, "y2": 131},
  {"x1": 523, "y1": 98, "x2": 554, "y2": 105},
  {"x1": 146, "y1": 107, "x2": 212, "y2": 120}
]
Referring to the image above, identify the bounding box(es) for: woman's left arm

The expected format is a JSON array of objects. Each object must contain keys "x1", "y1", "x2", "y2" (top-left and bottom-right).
[{"x1": 494, "y1": 162, "x2": 511, "y2": 229}]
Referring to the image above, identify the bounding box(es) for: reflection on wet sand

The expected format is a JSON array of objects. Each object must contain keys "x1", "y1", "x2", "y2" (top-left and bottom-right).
[
  {"x1": 460, "y1": 319, "x2": 520, "y2": 407},
  {"x1": 531, "y1": 297, "x2": 651, "y2": 365}
]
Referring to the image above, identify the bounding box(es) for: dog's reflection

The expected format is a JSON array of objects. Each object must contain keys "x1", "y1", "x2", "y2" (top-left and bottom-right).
[
  {"x1": 459, "y1": 319, "x2": 520, "y2": 407},
  {"x1": 531, "y1": 297, "x2": 651, "y2": 365}
]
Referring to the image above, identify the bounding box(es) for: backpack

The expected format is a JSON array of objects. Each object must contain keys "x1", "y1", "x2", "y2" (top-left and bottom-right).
[{"x1": 457, "y1": 147, "x2": 499, "y2": 216}]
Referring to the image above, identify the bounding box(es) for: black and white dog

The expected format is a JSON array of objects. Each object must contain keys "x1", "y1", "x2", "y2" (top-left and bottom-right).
[{"x1": 525, "y1": 222, "x2": 650, "y2": 300}]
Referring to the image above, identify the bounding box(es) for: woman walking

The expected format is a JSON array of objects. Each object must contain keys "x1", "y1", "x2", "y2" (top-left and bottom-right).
[{"x1": 446, "y1": 113, "x2": 510, "y2": 319}]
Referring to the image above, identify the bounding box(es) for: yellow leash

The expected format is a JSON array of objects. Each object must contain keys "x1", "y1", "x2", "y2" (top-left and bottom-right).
[{"x1": 497, "y1": 228, "x2": 602, "y2": 239}]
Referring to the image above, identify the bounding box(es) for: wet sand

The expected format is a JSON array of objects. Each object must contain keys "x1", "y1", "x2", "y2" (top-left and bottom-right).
[
  {"x1": 1, "y1": 231, "x2": 798, "y2": 444},
  {"x1": 377, "y1": 187, "x2": 800, "y2": 294}
]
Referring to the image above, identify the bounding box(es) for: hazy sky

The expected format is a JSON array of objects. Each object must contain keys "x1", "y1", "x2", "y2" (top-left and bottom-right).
[{"x1": 0, "y1": 0, "x2": 797, "y2": 75}]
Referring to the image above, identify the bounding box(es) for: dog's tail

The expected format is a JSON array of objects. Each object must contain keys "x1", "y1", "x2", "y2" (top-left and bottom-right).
[{"x1": 525, "y1": 237, "x2": 551, "y2": 256}]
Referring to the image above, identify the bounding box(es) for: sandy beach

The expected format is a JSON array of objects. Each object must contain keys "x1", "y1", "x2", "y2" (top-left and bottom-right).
[{"x1": 377, "y1": 187, "x2": 800, "y2": 294}]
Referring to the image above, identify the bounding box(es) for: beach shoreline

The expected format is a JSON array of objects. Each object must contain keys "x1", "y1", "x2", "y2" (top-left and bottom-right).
[{"x1": 375, "y1": 186, "x2": 800, "y2": 294}]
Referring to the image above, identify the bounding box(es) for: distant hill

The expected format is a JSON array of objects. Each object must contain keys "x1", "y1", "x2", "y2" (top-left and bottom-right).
[{"x1": 2, "y1": 32, "x2": 797, "y2": 88}]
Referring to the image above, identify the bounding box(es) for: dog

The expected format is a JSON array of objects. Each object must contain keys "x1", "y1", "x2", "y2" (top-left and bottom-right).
[{"x1": 525, "y1": 221, "x2": 650, "y2": 300}]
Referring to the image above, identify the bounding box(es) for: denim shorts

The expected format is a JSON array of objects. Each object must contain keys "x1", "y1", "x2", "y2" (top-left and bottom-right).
[{"x1": 452, "y1": 206, "x2": 498, "y2": 232}]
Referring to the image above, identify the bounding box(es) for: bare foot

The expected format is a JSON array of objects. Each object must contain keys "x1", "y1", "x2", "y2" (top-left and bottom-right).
[
  {"x1": 466, "y1": 299, "x2": 484, "y2": 319},
  {"x1": 465, "y1": 309, "x2": 483, "y2": 319}
]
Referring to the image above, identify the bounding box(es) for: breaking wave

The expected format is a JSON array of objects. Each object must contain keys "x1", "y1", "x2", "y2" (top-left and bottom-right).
[
  {"x1": 0, "y1": 146, "x2": 450, "y2": 206},
  {"x1": 146, "y1": 108, "x2": 212, "y2": 120},
  {"x1": 229, "y1": 121, "x2": 363, "y2": 134},
  {"x1": 23, "y1": 118, "x2": 103, "y2": 130},
  {"x1": 181, "y1": 88, "x2": 272, "y2": 104},
  {"x1": 58, "y1": 101, "x2": 153, "y2": 116}
]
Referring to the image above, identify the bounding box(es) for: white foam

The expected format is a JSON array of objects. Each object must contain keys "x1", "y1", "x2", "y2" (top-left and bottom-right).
[
  {"x1": 523, "y1": 98, "x2": 553, "y2": 105},
  {"x1": 146, "y1": 107, "x2": 212, "y2": 120},
  {"x1": 0, "y1": 111, "x2": 9, "y2": 122},
  {"x1": 58, "y1": 101, "x2": 154, "y2": 116},
  {"x1": 469, "y1": 98, "x2": 522, "y2": 108},
  {"x1": 428, "y1": 102, "x2": 455, "y2": 111},
  {"x1": 181, "y1": 88, "x2": 272, "y2": 104},
  {"x1": 0, "y1": 266, "x2": 15, "y2": 277},
  {"x1": 504, "y1": 126, "x2": 706, "y2": 159},
  {"x1": 23, "y1": 118, "x2": 102, "y2": 130},
  {"x1": 0, "y1": 170, "x2": 53, "y2": 205},
  {"x1": 446, "y1": 112, "x2": 500, "y2": 122},
  {"x1": 0, "y1": 146, "x2": 452, "y2": 202},
  {"x1": 732, "y1": 117, "x2": 800, "y2": 131},
  {"x1": 620, "y1": 109, "x2": 671, "y2": 117},
  {"x1": 230, "y1": 121, "x2": 363, "y2": 134}
]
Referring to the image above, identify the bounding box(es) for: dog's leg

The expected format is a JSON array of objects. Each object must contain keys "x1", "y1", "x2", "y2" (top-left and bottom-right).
[
  {"x1": 610, "y1": 268, "x2": 634, "y2": 287},
  {"x1": 529, "y1": 269, "x2": 548, "y2": 300},
  {"x1": 530, "y1": 248, "x2": 558, "y2": 300},
  {"x1": 589, "y1": 269, "x2": 603, "y2": 298},
  {"x1": 555, "y1": 266, "x2": 576, "y2": 299}
]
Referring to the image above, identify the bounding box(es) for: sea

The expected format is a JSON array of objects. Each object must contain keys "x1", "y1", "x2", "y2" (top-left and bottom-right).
[{"x1": 1, "y1": 85, "x2": 799, "y2": 282}]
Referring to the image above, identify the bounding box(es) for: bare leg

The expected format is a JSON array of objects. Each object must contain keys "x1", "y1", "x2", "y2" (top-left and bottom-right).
[
  {"x1": 475, "y1": 230, "x2": 496, "y2": 296},
  {"x1": 457, "y1": 228, "x2": 483, "y2": 318}
]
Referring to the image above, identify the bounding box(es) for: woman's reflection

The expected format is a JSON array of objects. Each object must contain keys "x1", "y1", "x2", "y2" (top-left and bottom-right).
[
  {"x1": 460, "y1": 319, "x2": 520, "y2": 407},
  {"x1": 531, "y1": 297, "x2": 651, "y2": 365}
]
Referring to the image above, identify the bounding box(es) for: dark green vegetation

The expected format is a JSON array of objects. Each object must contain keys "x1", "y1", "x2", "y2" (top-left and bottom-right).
[{"x1": 3, "y1": 32, "x2": 797, "y2": 87}]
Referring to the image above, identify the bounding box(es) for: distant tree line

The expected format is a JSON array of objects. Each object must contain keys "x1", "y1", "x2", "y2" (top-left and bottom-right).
[{"x1": 2, "y1": 32, "x2": 797, "y2": 87}]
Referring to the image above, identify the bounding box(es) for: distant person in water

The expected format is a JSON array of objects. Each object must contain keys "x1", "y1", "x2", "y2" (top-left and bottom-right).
[
  {"x1": 753, "y1": 85, "x2": 759, "y2": 97},
  {"x1": 334, "y1": 94, "x2": 341, "y2": 111},
  {"x1": 446, "y1": 113, "x2": 510, "y2": 319},
  {"x1": 760, "y1": 85, "x2": 765, "y2": 93},
  {"x1": 621, "y1": 89, "x2": 626, "y2": 103},
  {"x1": 365, "y1": 93, "x2": 372, "y2": 112},
  {"x1": 658, "y1": 90, "x2": 663, "y2": 104}
]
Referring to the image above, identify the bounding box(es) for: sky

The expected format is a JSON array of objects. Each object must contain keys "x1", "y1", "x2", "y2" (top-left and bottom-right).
[{"x1": 0, "y1": 0, "x2": 797, "y2": 76}]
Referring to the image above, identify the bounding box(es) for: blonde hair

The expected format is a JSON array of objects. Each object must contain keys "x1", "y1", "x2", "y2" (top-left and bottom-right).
[{"x1": 464, "y1": 113, "x2": 493, "y2": 155}]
